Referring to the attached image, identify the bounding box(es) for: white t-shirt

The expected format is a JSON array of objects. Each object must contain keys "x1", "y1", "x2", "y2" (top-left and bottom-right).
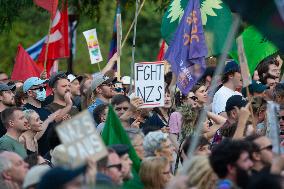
[{"x1": 212, "y1": 86, "x2": 240, "y2": 114}]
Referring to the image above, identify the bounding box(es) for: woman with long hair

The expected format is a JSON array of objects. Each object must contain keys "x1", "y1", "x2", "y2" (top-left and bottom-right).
[{"x1": 139, "y1": 156, "x2": 172, "y2": 189}]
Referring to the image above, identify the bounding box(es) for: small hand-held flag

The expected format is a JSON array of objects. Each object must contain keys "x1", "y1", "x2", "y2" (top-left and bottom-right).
[{"x1": 165, "y1": 0, "x2": 208, "y2": 95}]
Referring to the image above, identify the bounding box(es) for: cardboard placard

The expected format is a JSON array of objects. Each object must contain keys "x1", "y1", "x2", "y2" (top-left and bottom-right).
[
  {"x1": 56, "y1": 111, "x2": 108, "y2": 167},
  {"x1": 83, "y1": 29, "x2": 103, "y2": 64},
  {"x1": 135, "y1": 61, "x2": 165, "y2": 108}
]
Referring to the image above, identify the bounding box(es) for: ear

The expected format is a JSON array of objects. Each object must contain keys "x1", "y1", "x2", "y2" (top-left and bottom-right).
[
  {"x1": 154, "y1": 149, "x2": 161, "y2": 157},
  {"x1": 8, "y1": 120, "x2": 14, "y2": 128},
  {"x1": 2, "y1": 170, "x2": 12, "y2": 180},
  {"x1": 252, "y1": 152, "x2": 261, "y2": 161},
  {"x1": 227, "y1": 164, "x2": 236, "y2": 175},
  {"x1": 96, "y1": 87, "x2": 102, "y2": 94},
  {"x1": 52, "y1": 87, "x2": 56, "y2": 94}
]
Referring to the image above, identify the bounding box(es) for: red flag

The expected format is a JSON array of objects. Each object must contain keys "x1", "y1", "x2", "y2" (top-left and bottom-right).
[
  {"x1": 37, "y1": 2, "x2": 69, "y2": 76},
  {"x1": 11, "y1": 45, "x2": 42, "y2": 81},
  {"x1": 33, "y1": 0, "x2": 58, "y2": 19}
]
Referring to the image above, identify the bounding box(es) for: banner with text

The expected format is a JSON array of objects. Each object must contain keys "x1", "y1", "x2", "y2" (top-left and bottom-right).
[
  {"x1": 135, "y1": 61, "x2": 165, "y2": 108},
  {"x1": 83, "y1": 29, "x2": 103, "y2": 64},
  {"x1": 56, "y1": 111, "x2": 108, "y2": 167}
]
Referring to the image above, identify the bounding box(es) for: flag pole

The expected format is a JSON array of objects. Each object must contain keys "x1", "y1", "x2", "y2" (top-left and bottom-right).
[
  {"x1": 121, "y1": 0, "x2": 145, "y2": 49},
  {"x1": 180, "y1": 14, "x2": 241, "y2": 175},
  {"x1": 128, "y1": 0, "x2": 140, "y2": 96},
  {"x1": 116, "y1": 0, "x2": 122, "y2": 81},
  {"x1": 44, "y1": 16, "x2": 53, "y2": 71}
]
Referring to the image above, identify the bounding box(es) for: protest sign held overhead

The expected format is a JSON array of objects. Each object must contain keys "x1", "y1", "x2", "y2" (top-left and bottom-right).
[
  {"x1": 56, "y1": 111, "x2": 108, "y2": 167},
  {"x1": 165, "y1": 0, "x2": 208, "y2": 95},
  {"x1": 237, "y1": 36, "x2": 251, "y2": 88},
  {"x1": 135, "y1": 61, "x2": 165, "y2": 108},
  {"x1": 83, "y1": 29, "x2": 103, "y2": 64}
]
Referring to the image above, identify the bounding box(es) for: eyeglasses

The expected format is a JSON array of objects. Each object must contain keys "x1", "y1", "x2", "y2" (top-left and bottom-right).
[
  {"x1": 107, "y1": 163, "x2": 122, "y2": 171},
  {"x1": 279, "y1": 116, "x2": 284, "y2": 120},
  {"x1": 30, "y1": 86, "x2": 46, "y2": 92},
  {"x1": 259, "y1": 145, "x2": 273, "y2": 151}
]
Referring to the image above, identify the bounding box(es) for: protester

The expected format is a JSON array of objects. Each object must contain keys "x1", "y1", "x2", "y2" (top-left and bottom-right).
[
  {"x1": 110, "y1": 144, "x2": 133, "y2": 181},
  {"x1": 0, "y1": 107, "x2": 28, "y2": 158},
  {"x1": 0, "y1": 151, "x2": 29, "y2": 188},
  {"x1": 96, "y1": 148, "x2": 123, "y2": 187},
  {"x1": 67, "y1": 74, "x2": 82, "y2": 111},
  {"x1": 143, "y1": 131, "x2": 174, "y2": 164},
  {"x1": 87, "y1": 72, "x2": 115, "y2": 113},
  {"x1": 190, "y1": 81, "x2": 208, "y2": 107},
  {"x1": 139, "y1": 156, "x2": 172, "y2": 189},
  {"x1": 212, "y1": 61, "x2": 242, "y2": 117},
  {"x1": 257, "y1": 55, "x2": 280, "y2": 82},
  {"x1": 186, "y1": 155, "x2": 217, "y2": 189},
  {"x1": 125, "y1": 128, "x2": 145, "y2": 159},
  {"x1": 245, "y1": 134, "x2": 273, "y2": 175},
  {"x1": 20, "y1": 109, "x2": 58, "y2": 153},
  {"x1": 0, "y1": 83, "x2": 16, "y2": 137},
  {"x1": 209, "y1": 139, "x2": 253, "y2": 189}
]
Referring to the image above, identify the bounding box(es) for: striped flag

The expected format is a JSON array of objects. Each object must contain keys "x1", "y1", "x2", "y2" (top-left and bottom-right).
[{"x1": 26, "y1": 37, "x2": 46, "y2": 60}]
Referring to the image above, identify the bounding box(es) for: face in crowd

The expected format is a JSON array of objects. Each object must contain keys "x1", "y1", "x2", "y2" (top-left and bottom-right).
[
  {"x1": 194, "y1": 85, "x2": 208, "y2": 105},
  {"x1": 231, "y1": 72, "x2": 242, "y2": 89},
  {"x1": 53, "y1": 78, "x2": 71, "y2": 100},
  {"x1": 27, "y1": 84, "x2": 46, "y2": 102},
  {"x1": 164, "y1": 91, "x2": 172, "y2": 109},
  {"x1": 0, "y1": 90, "x2": 15, "y2": 107},
  {"x1": 0, "y1": 73, "x2": 9, "y2": 84},
  {"x1": 132, "y1": 134, "x2": 145, "y2": 159},
  {"x1": 106, "y1": 152, "x2": 124, "y2": 185},
  {"x1": 97, "y1": 82, "x2": 115, "y2": 99},
  {"x1": 114, "y1": 101, "x2": 130, "y2": 117},
  {"x1": 120, "y1": 153, "x2": 133, "y2": 180},
  {"x1": 28, "y1": 112, "x2": 44, "y2": 132},
  {"x1": 70, "y1": 79, "x2": 81, "y2": 96},
  {"x1": 11, "y1": 110, "x2": 29, "y2": 133},
  {"x1": 253, "y1": 136, "x2": 273, "y2": 167},
  {"x1": 155, "y1": 138, "x2": 175, "y2": 163}
]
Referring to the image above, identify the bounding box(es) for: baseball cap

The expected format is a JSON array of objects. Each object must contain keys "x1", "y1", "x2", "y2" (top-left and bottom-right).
[
  {"x1": 23, "y1": 77, "x2": 48, "y2": 93},
  {"x1": 109, "y1": 144, "x2": 130, "y2": 157},
  {"x1": 67, "y1": 74, "x2": 83, "y2": 83},
  {"x1": 225, "y1": 95, "x2": 248, "y2": 113},
  {"x1": 121, "y1": 76, "x2": 133, "y2": 85},
  {"x1": 38, "y1": 165, "x2": 87, "y2": 189},
  {"x1": 241, "y1": 80, "x2": 268, "y2": 97},
  {"x1": 224, "y1": 60, "x2": 240, "y2": 74},
  {"x1": 0, "y1": 83, "x2": 16, "y2": 92},
  {"x1": 22, "y1": 165, "x2": 50, "y2": 189},
  {"x1": 49, "y1": 71, "x2": 67, "y2": 88},
  {"x1": 91, "y1": 72, "x2": 113, "y2": 91}
]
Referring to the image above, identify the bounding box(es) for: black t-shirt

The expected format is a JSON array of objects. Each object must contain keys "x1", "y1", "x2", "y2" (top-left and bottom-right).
[
  {"x1": 23, "y1": 103, "x2": 52, "y2": 156},
  {"x1": 0, "y1": 112, "x2": 6, "y2": 137}
]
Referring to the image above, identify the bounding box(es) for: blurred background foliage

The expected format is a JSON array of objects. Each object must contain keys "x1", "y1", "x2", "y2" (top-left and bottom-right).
[{"x1": 0, "y1": 0, "x2": 170, "y2": 76}]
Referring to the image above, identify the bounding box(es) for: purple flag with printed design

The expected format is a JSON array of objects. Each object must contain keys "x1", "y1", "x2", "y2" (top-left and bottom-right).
[{"x1": 165, "y1": 0, "x2": 208, "y2": 95}]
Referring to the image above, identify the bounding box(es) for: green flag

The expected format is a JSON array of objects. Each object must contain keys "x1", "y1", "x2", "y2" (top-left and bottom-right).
[
  {"x1": 230, "y1": 26, "x2": 278, "y2": 75},
  {"x1": 102, "y1": 105, "x2": 143, "y2": 189},
  {"x1": 161, "y1": 0, "x2": 234, "y2": 56}
]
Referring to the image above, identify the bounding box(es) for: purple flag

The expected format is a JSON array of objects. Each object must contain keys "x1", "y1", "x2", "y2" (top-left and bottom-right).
[{"x1": 165, "y1": 0, "x2": 208, "y2": 95}]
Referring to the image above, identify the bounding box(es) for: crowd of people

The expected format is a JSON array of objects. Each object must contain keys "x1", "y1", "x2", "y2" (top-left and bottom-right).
[{"x1": 1, "y1": 52, "x2": 284, "y2": 189}]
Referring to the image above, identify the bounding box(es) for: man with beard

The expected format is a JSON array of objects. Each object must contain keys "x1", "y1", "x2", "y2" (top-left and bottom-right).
[
  {"x1": 245, "y1": 135, "x2": 273, "y2": 175},
  {"x1": 0, "y1": 84, "x2": 16, "y2": 137},
  {"x1": 46, "y1": 72, "x2": 79, "y2": 116},
  {"x1": 209, "y1": 139, "x2": 253, "y2": 189},
  {"x1": 110, "y1": 144, "x2": 133, "y2": 181},
  {"x1": 0, "y1": 108, "x2": 29, "y2": 158},
  {"x1": 88, "y1": 72, "x2": 115, "y2": 113}
]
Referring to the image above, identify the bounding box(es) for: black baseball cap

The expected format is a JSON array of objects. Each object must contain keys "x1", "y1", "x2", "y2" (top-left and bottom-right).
[
  {"x1": 0, "y1": 83, "x2": 16, "y2": 92},
  {"x1": 225, "y1": 95, "x2": 248, "y2": 113},
  {"x1": 49, "y1": 71, "x2": 67, "y2": 88}
]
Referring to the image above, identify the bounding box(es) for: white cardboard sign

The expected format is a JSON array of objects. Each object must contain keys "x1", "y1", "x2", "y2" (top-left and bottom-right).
[
  {"x1": 56, "y1": 111, "x2": 107, "y2": 167},
  {"x1": 135, "y1": 61, "x2": 165, "y2": 108}
]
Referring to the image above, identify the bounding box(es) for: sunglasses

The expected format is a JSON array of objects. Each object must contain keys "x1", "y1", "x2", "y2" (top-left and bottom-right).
[
  {"x1": 30, "y1": 86, "x2": 46, "y2": 92},
  {"x1": 279, "y1": 116, "x2": 284, "y2": 120},
  {"x1": 101, "y1": 83, "x2": 114, "y2": 87},
  {"x1": 259, "y1": 145, "x2": 273, "y2": 151},
  {"x1": 115, "y1": 107, "x2": 128, "y2": 111},
  {"x1": 107, "y1": 163, "x2": 122, "y2": 171}
]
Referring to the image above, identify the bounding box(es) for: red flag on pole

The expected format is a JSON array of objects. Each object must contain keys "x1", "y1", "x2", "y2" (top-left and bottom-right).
[
  {"x1": 33, "y1": 0, "x2": 58, "y2": 19},
  {"x1": 37, "y1": 2, "x2": 69, "y2": 76},
  {"x1": 157, "y1": 40, "x2": 166, "y2": 61},
  {"x1": 11, "y1": 44, "x2": 42, "y2": 81}
]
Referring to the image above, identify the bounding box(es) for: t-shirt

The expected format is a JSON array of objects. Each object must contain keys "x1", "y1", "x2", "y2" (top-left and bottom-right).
[
  {"x1": 0, "y1": 112, "x2": 6, "y2": 137},
  {"x1": 212, "y1": 86, "x2": 239, "y2": 115},
  {"x1": 46, "y1": 102, "x2": 79, "y2": 116},
  {"x1": 169, "y1": 111, "x2": 182, "y2": 134},
  {"x1": 216, "y1": 179, "x2": 235, "y2": 189},
  {"x1": 88, "y1": 98, "x2": 105, "y2": 113},
  {"x1": 23, "y1": 103, "x2": 51, "y2": 121},
  {"x1": 0, "y1": 135, "x2": 27, "y2": 158}
]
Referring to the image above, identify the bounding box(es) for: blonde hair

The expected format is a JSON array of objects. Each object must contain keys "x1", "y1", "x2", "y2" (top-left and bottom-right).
[
  {"x1": 139, "y1": 156, "x2": 168, "y2": 189},
  {"x1": 186, "y1": 155, "x2": 217, "y2": 189},
  {"x1": 23, "y1": 109, "x2": 37, "y2": 122}
]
